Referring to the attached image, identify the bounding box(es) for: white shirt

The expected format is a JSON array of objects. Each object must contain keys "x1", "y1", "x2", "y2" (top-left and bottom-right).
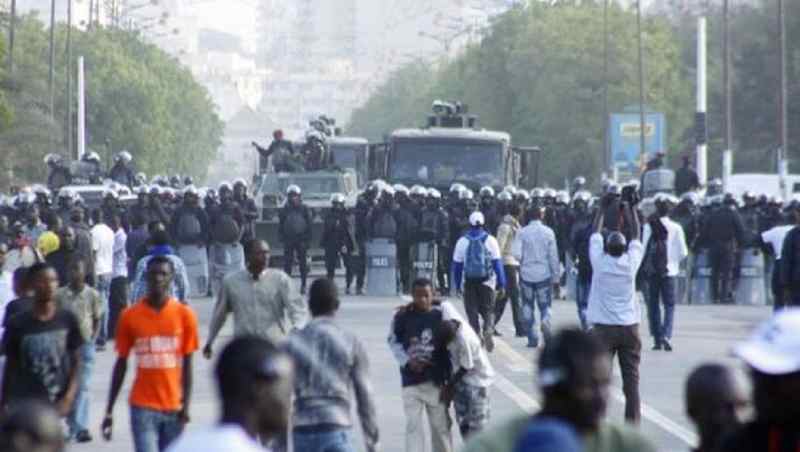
[
  {"x1": 166, "y1": 425, "x2": 269, "y2": 452},
  {"x1": 453, "y1": 231, "x2": 503, "y2": 290},
  {"x1": 0, "y1": 269, "x2": 13, "y2": 338},
  {"x1": 587, "y1": 233, "x2": 645, "y2": 326},
  {"x1": 762, "y1": 225, "x2": 794, "y2": 260},
  {"x1": 112, "y1": 228, "x2": 128, "y2": 278},
  {"x1": 641, "y1": 216, "x2": 689, "y2": 277},
  {"x1": 511, "y1": 220, "x2": 560, "y2": 284},
  {"x1": 440, "y1": 301, "x2": 495, "y2": 388},
  {"x1": 91, "y1": 223, "x2": 115, "y2": 276}
]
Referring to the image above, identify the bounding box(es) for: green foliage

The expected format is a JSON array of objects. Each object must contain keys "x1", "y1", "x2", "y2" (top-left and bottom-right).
[
  {"x1": 0, "y1": 13, "x2": 223, "y2": 188},
  {"x1": 348, "y1": 3, "x2": 691, "y2": 187}
]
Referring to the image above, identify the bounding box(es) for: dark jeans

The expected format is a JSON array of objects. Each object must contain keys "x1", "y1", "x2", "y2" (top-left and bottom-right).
[
  {"x1": 129, "y1": 406, "x2": 183, "y2": 452},
  {"x1": 772, "y1": 259, "x2": 785, "y2": 311},
  {"x1": 646, "y1": 275, "x2": 676, "y2": 342},
  {"x1": 324, "y1": 248, "x2": 353, "y2": 285},
  {"x1": 463, "y1": 280, "x2": 495, "y2": 336},
  {"x1": 591, "y1": 324, "x2": 641, "y2": 424},
  {"x1": 494, "y1": 265, "x2": 523, "y2": 335},
  {"x1": 284, "y1": 242, "x2": 308, "y2": 286},
  {"x1": 293, "y1": 427, "x2": 355, "y2": 452},
  {"x1": 710, "y1": 242, "x2": 735, "y2": 303},
  {"x1": 575, "y1": 278, "x2": 591, "y2": 331},
  {"x1": 397, "y1": 242, "x2": 411, "y2": 293},
  {"x1": 108, "y1": 276, "x2": 129, "y2": 339},
  {"x1": 353, "y1": 241, "x2": 367, "y2": 291}
]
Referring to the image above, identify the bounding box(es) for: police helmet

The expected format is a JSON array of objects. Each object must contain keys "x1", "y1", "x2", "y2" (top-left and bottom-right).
[
  {"x1": 183, "y1": 176, "x2": 194, "y2": 187},
  {"x1": 573, "y1": 190, "x2": 592, "y2": 205},
  {"x1": 116, "y1": 151, "x2": 133, "y2": 163},
  {"x1": 149, "y1": 185, "x2": 162, "y2": 196},
  {"x1": 573, "y1": 176, "x2": 587, "y2": 186},
  {"x1": 503, "y1": 185, "x2": 518, "y2": 196},
  {"x1": 680, "y1": 192, "x2": 700, "y2": 205},
  {"x1": 44, "y1": 153, "x2": 63, "y2": 165},
  {"x1": 556, "y1": 191, "x2": 570, "y2": 205},
  {"x1": 234, "y1": 178, "x2": 248, "y2": 189},
  {"x1": 381, "y1": 186, "x2": 396, "y2": 197},
  {"x1": 497, "y1": 191, "x2": 513, "y2": 202},
  {"x1": 218, "y1": 181, "x2": 232, "y2": 193},
  {"x1": 515, "y1": 189, "x2": 530, "y2": 201},
  {"x1": 530, "y1": 188, "x2": 544, "y2": 199},
  {"x1": 479, "y1": 186, "x2": 495, "y2": 198},
  {"x1": 104, "y1": 188, "x2": 119, "y2": 199},
  {"x1": 606, "y1": 183, "x2": 622, "y2": 196},
  {"x1": 410, "y1": 185, "x2": 427, "y2": 197},
  {"x1": 330, "y1": 193, "x2": 346, "y2": 204},
  {"x1": 286, "y1": 184, "x2": 302, "y2": 196},
  {"x1": 85, "y1": 151, "x2": 101, "y2": 162},
  {"x1": 427, "y1": 188, "x2": 442, "y2": 199},
  {"x1": 769, "y1": 196, "x2": 783, "y2": 206},
  {"x1": 543, "y1": 188, "x2": 556, "y2": 199},
  {"x1": 449, "y1": 183, "x2": 467, "y2": 194},
  {"x1": 134, "y1": 185, "x2": 148, "y2": 195},
  {"x1": 57, "y1": 187, "x2": 76, "y2": 200},
  {"x1": 184, "y1": 185, "x2": 199, "y2": 196},
  {"x1": 459, "y1": 189, "x2": 474, "y2": 201},
  {"x1": 393, "y1": 184, "x2": 409, "y2": 196}
]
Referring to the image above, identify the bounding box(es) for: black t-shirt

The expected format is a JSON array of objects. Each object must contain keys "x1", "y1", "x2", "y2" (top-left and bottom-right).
[
  {"x1": 392, "y1": 307, "x2": 446, "y2": 387},
  {"x1": 2, "y1": 297, "x2": 32, "y2": 328},
  {"x1": 2, "y1": 308, "x2": 84, "y2": 404},
  {"x1": 718, "y1": 421, "x2": 800, "y2": 452}
]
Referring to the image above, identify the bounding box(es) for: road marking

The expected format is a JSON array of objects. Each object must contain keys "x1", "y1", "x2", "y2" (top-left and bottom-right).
[{"x1": 493, "y1": 336, "x2": 698, "y2": 447}]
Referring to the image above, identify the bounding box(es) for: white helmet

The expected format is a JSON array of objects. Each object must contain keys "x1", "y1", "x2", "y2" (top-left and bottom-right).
[
  {"x1": 427, "y1": 188, "x2": 442, "y2": 199},
  {"x1": 116, "y1": 150, "x2": 132, "y2": 163},
  {"x1": 458, "y1": 189, "x2": 474, "y2": 201},
  {"x1": 410, "y1": 185, "x2": 427, "y2": 197},
  {"x1": 556, "y1": 191, "x2": 570, "y2": 205},
  {"x1": 530, "y1": 188, "x2": 544, "y2": 198},
  {"x1": 44, "y1": 153, "x2": 63, "y2": 165},
  {"x1": 58, "y1": 187, "x2": 76, "y2": 199},
  {"x1": 85, "y1": 151, "x2": 101, "y2": 162},
  {"x1": 543, "y1": 188, "x2": 556, "y2": 199},
  {"x1": 233, "y1": 178, "x2": 248, "y2": 188},
  {"x1": 449, "y1": 183, "x2": 467, "y2": 194},
  {"x1": 479, "y1": 186, "x2": 495, "y2": 198},
  {"x1": 503, "y1": 185, "x2": 518, "y2": 196},
  {"x1": 393, "y1": 184, "x2": 409, "y2": 195},
  {"x1": 681, "y1": 191, "x2": 699, "y2": 205},
  {"x1": 497, "y1": 191, "x2": 513, "y2": 202},
  {"x1": 286, "y1": 184, "x2": 302, "y2": 196},
  {"x1": 516, "y1": 189, "x2": 530, "y2": 201},
  {"x1": 381, "y1": 186, "x2": 396, "y2": 197},
  {"x1": 330, "y1": 193, "x2": 346, "y2": 204},
  {"x1": 183, "y1": 185, "x2": 199, "y2": 196}
]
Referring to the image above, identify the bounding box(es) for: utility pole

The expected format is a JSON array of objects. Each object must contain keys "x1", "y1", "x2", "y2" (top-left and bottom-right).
[
  {"x1": 67, "y1": 0, "x2": 73, "y2": 158},
  {"x1": 697, "y1": 17, "x2": 708, "y2": 186},
  {"x1": 49, "y1": 0, "x2": 57, "y2": 120},
  {"x1": 603, "y1": 0, "x2": 610, "y2": 174},
  {"x1": 636, "y1": 0, "x2": 647, "y2": 168},
  {"x1": 722, "y1": 0, "x2": 733, "y2": 190},
  {"x1": 7, "y1": 0, "x2": 16, "y2": 75},
  {"x1": 777, "y1": 0, "x2": 788, "y2": 197}
]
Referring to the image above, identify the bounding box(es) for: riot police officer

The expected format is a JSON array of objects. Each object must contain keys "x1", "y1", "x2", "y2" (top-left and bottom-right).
[
  {"x1": 418, "y1": 188, "x2": 450, "y2": 293},
  {"x1": 351, "y1": 182, "x2": 379, "y2": 295},
  {"x1": 279, "y1": 184, "x2": 312, "y2": 294},
  {"x1": 702, "y1": 194, "x2": 745, "y2": 304},
  {"x1": 321, "y1": 193, "x2": 355, "y2": 290},
  {"x1": 393, "y1": 185, "x2": 419, "y2": 294},
  {"x1": 109, "y1": 151, "x2": 136, "y2": 187},
  {"x1": 45, "y1": 153, "x2": 71, "y2": 191},
  {"x1": 479, "y1": 186, "x2": 499, "y2": 234},
  {"x1": 232, "y1": 178, "x2": 259, "y2": 243}
]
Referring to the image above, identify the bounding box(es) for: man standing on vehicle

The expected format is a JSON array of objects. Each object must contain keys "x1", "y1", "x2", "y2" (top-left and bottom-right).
[
  {"x1": 279, "y1": 185, "x2": 312, "y2": 295},
  {"x1": 452, "y1": 212, "x2": 506, "y2": 352}
]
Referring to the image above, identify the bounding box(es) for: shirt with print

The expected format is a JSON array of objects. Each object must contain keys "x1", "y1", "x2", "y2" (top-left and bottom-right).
[
  {"x1": 55, "y1": 285, "x2": 105, "y2": 342},
  {"x1": 2, "y1": 308, "x2": 84, "y2": 404},
  {"x1": 115, "y1": 297, "x2": 199, "y2": 411},
  {"x1": 208, "y1": 269, "x2": 305, "y2": 344},
  {"x1": 388, "y1": 306, "x2": 446, "y2": 387}
]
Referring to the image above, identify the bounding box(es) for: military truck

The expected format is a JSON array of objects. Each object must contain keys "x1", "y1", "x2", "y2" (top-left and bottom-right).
[
  {"x1": 370, "y1": 100, "x2": 540, "y2": 192},
  {"x1": 253, "y1": 169, "x2": 358, "y2": 268}
]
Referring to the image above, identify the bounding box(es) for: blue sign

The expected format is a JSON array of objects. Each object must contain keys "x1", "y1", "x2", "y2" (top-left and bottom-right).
[{"x1": 610, "y1": 112, "x2": 666, "y2": 172}]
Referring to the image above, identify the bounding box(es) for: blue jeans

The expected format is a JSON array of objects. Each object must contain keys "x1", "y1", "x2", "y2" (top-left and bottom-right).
[
  {"x1": 647, "y1": 275, "x2": 676, "y2": 341},
  {"x1": 575, "y1": 279, "x2": 591, "y2": 331},
  {"x1": 95, "y1": 273, "x2": 112, "y2": 343},
  {"x1": 67, "y1": 343, "x2": 95, "y2": 436},
  {"x1": 520, "y1": 279, "x2": 553, "y2": 347},
  {"x1": 130, "y1": 406, "x2": 184, "y2": 452},
  {"x1": 293, "y1": 428, "x2": 355, "y2": 452}
]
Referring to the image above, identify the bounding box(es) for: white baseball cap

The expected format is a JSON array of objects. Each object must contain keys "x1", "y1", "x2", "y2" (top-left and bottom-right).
[
  {"x1": 734, "y1": 309, "x2": 800, "y2": 375},
  {"x1": 469, "y1": 211, "x2": 485, "y2": 226}
]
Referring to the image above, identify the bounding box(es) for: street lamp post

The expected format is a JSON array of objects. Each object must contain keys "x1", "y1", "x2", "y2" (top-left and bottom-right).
[
  {"x1": 636, "y1": 0, "x2": 647, "y2": 167},
  {"x1": 7, "y1": 0, "x2": 16, "y2": 74},
  {"x1": 48, "y1": 0, "x2": 56, "y2": 120}
]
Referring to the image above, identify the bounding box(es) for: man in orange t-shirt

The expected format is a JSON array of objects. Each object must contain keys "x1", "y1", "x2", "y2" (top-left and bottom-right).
[{"x1": 100, "y1": 255, "x2": 199, "y2": 452}]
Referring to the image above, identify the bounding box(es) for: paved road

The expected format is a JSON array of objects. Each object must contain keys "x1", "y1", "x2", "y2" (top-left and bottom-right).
[{"x1": 78, "y1": 278, "x2": 771, "y2": 452}]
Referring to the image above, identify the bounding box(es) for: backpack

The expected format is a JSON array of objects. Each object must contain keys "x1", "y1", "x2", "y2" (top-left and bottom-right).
[
  {"x1": 643, "y1": 217, "x2": 668, "y2": 277},
  {"x1": 212, "y1": 213, "x2": 240, "y2": 244},
  {"x1": 176, "y1": 212, "x2": 202, "y2": 244},
  {"x1": 464, "y1": 232, "x2": 493, "y2": 282}
]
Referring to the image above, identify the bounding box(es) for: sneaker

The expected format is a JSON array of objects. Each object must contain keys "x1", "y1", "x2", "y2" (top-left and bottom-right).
[
  {"x1": 356, "y1": 288, "x2": 365, "y2": 296},
  {"x1": 483, "y1": 330, "x2": 495, "y2": 352},
  {"x1": 526, "y1": 341, "x2": 538, "y2": 349},
  {"x1": 662, "y1": 339, "x2": 673, "y2": 352},
  {"x1": 652, "y1": 341, "x2": 662, "y2": 351},
  {"x1": 76, "y1": 430, "x2": 93, "y2": 443}
]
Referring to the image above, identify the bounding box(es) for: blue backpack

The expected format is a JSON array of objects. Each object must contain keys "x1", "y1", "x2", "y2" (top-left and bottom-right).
[{"x1": 464, "y1": 232, "x2": 493, "y2": 282}]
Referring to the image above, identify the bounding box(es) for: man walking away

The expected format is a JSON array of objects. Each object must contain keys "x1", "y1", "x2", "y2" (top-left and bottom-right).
[
  {"x1": 204, "y1": 239, "x2": 305, "y2": 358},
  {"x1": 719, "y1": 309, "x2": 800, "y2": 452},
  {"x1": 511, "y1": 205, "x2": 560, "y2": 349},
  {"x1": 388, "y1": 278, "x2": 453, "y2": 452},
  {"x1": 452, "y1": 212, "x2": 506, "y2": 352},
  {"x1": 685, "y1": 364, "x2": 747, "y2": 452},
  {"x1": 166, "y1": 336, "x2": 295, "y2": 452},
  {"x1": 494, "y1": 203, "x2": 523, "y2": 337},
  {"x1": 461, "y1": 328, "x2": 656, "y2": 452},
  {"x1": 587, "y1": 199, "x2": 644, "y2": 424},
  {"x1": 287, "y1": 278, "x2": 379, "y2": 452},
  {"x1": 109, "y1": 214, "x2": 129, "y2": 340},
  {"x1": 762, "y1": 204, "x2": 795, "y2": 310},
  {"x1": 1, "y1": 263, "x2": 83, "y2": 418},
  {"x1": 91, "y1": 210, "x2": 115, "y2": 350},
  {"x1": 101, "y1": 256, "x2": 200, "y2": 452},
  {"x1": 642, "y1": 194, "x2": 688, "y2": 351},
  {"x1": 778, "y1": 202, "x2": 800, "y2": 307},
  {"x1": 55, "y1": 258, "x2": 103, "y2": 442},
  {"x1": 436, "y1": 317, "x2": 494, "y2": 438}
]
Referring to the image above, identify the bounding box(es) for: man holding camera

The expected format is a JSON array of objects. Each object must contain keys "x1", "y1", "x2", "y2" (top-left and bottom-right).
[{"x1": 587, "y1": 196, "x2": 644, "y2": 424}]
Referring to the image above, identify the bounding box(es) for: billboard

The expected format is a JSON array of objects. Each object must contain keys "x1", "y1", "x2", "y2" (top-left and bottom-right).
[{"x1": 610, "y1": 112, "x2": 666, "y2": 173}]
